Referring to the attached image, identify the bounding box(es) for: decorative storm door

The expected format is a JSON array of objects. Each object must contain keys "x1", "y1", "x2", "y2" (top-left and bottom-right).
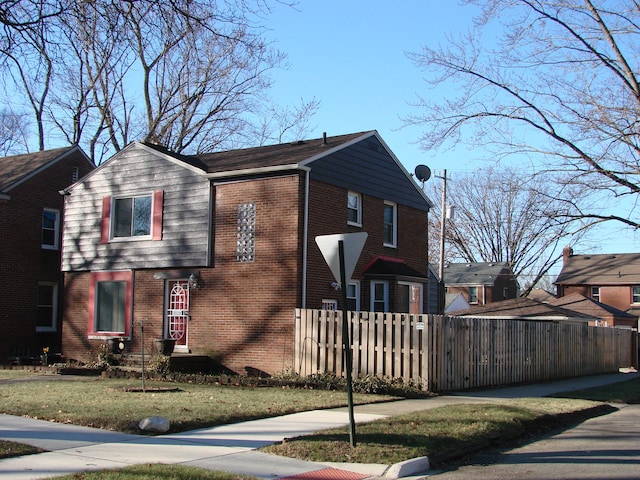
[{"x1": 166, "y1": 280, "x2": 189, "y2": 348}]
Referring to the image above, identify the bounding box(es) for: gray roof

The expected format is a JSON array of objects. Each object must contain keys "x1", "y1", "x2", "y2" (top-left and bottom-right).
[
  {"x1": 440, "y1": 262, "x2": 514, "y2": 286},
  {"x1": 449, "y1": 297, "x2": 597, "y2": 322},
  {"x1": 554, "y1": 252, "x2": 640, "y2": 285}
]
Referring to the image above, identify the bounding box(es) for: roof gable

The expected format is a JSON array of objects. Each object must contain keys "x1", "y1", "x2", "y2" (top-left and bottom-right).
[
  {"x1": 0, "y1": 146, "x2": 90, "y2": 193},
  {"x1": 555, "y1": 252, "x2": 640, "y2": 285}
]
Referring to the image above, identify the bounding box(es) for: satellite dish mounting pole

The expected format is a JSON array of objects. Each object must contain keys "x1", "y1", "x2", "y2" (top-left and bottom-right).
[{"x1": 339, "y1": 240, "x2": 357, "y2": 447}]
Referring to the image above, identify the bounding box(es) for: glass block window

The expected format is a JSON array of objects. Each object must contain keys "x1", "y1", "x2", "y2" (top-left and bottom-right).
[{"x1": 237, "y1": 203, "x2": 256, "y2": 262}]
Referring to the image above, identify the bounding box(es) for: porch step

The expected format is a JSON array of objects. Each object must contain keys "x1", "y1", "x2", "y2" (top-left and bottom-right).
[{"x1": 116, "y1": 354, "x2": 213, "y2": 374}]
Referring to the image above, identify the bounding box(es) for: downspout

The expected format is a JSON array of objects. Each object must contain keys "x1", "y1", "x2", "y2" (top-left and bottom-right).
[{"x1": 301, "y1": 167, "x2": 311, "y2": 308}]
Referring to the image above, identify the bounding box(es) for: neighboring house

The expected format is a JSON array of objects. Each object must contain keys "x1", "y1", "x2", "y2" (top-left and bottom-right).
[
  {"x1": 0, "y1": 146, "x2": 94, "y2": 363},
  {"x1": 441, "y1": 262, "x2": 519, "y2": 306},
  {"x1": 60, "y1": 131, "x2": 433, "y2": 375},
  {"x1": 555, "y1": 246, "x2": 640, "y2": 320},
  {"x1": 448, "y1": 297, "x2": 596, "y2": 323},
  {"x1": 426, "y1": 264, "x2": 441, "y2": 314},
  {"x1": 549, "y1": 293, "x2": 638, "y2": 328},
  {"x1": 525, "y1": 288, "x2": 557, "y2": 303}
]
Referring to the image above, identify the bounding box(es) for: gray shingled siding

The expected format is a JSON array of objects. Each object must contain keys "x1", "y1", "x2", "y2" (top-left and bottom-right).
[
  {"x1": 62, "y1": 146, "x2": 211, "y2": 271},
  {"x1": 309, "y1": 136, "x2": 428, "y2": 211}
]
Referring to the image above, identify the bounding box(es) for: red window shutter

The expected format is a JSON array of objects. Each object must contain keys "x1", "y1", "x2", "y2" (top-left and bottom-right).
[
  {"x1": 100, "y1": 196, "x2": 111, "y2": 244},
  {"x1": 152, "y1": 190, "x2": 164, "y2": 240}
]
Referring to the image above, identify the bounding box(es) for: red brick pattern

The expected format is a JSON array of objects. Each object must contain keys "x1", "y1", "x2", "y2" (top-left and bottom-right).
[{"x1": 0, "y1": 151, "x2": 93, "y2": 361}]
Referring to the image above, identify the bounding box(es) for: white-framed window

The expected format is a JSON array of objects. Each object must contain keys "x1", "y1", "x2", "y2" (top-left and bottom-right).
[
  {"x1": 398, "y1": 282, "x2": 423, "y2": 314},
  {"x1": 632, "y1": 286, "x2": 640, "y2": 304},
  {"x1": 346, "y1": 281, "x2": 360, "y2": 311},
  {"x1": 101, "y1": 191, "x2": 163, "y2": 243},
  {"x1": 89, "y1": 271, "x2": 132, "y2": 337},
  {"x1": 591, "y1": 286, "x2": 600, "y2": 302},
  {"x1": 371, "y1": 281, "x2": 389, "y2": 312},
  {"x1": 41, "y1": 208, "x2": 60, "y2": 250},
  {"x1": 321, "y1": 299, "x2": 338, "y2": 311},
  {"x1": 383, "y1": 201, "x2": 397, "y2": 247},
  {"x1": 113, "y1": 195, "x2": 152, "y2": 238},
  {"x1": 36, "y1": 282, "x2": 57, "y2": 332},
  {"x1": 469, "y1": 286, "x2": 478, "y2": 304},
  {"x1": 503, "y1": 287, "x2": 509, "y2": 299},
  {"x1": 347, "y1": 191, "x2": 362, "y2": 226}
]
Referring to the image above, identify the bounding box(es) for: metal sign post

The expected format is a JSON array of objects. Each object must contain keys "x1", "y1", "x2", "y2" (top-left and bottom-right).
[
  {"x1": 338, "y1": 240, "x2": 357, "y2": 447},
  {"x1": 315, "y1": 232, "x2": 367, "y2": 448}
]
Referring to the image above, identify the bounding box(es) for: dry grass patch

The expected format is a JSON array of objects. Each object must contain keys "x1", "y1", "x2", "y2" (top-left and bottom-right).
[
  {"x1": 0, "y1": 376, "x2": 397, "y2": 434},
  {"x1": 51, "y1": 464, "x2": 258, "y2": 479},
  {"x1": 262, "y1": 398, "x2": 611, "y2": 466}
]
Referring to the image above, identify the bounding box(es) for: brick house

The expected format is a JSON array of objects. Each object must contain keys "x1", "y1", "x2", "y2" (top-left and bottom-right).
[
  {"x1": 60, "y1": 131, "x2": 433, "y2": 375},
  {"x1": 0, "y1": 146, "x2": 94, "y2": 362},
  {"x1": 440, "y1": 262, "x2": 519, "y2": 306},
  {"x1": 549, "y1": 293, "x2": 637, "y2": 328},
  {"x1": 554, "y1": 246, "x2": 640, "y2": 327}
]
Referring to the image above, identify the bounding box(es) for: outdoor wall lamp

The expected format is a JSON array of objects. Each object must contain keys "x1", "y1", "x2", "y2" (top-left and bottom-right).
[
  {"x1": 188, "y1": 273, "x2": 202, "y2": 289},
  {"x1": 331, "y1": 281, "x2": 341, "y2": 291}
]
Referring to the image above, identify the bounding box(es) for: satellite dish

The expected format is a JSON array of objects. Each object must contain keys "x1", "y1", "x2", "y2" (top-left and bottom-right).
[{"x1": 414, "y1": 165, "x2": 431, "y2": 182}]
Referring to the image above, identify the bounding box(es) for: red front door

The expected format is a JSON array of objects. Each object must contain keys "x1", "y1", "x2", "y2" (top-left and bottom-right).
[{"x1": 166, "y1": 280, "x2": 189, "y2": 348}]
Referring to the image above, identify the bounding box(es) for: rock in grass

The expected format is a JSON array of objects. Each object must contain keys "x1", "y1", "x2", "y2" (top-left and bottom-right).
[{"x1": 138, "y1": 416, "x2": 170, "y2": 433}]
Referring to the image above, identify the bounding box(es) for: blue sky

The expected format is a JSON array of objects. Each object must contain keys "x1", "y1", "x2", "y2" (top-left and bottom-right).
[
  {"x1": 265, "y1": 1, "x2": 640, "y2": 256},
  {"x1": 265, "y1": 2, "x2": 478, "y2": 174}
]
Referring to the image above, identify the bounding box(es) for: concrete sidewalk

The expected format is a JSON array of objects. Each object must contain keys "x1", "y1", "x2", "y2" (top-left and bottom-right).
[{"x1": 0, "y1": 370, "x2": 638, "y2": 480}]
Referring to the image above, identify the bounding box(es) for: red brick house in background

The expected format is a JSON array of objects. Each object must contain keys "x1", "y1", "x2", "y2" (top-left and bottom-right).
[
  {"x1": 549, "y1": 293, "x2": 637, "y2": 328},
  {"x1": 554, "y1": 246, "x2": 640, "y2": 328},
  {"x1": 60, "y1": 131, "x2": 433, "y2": 375},
  {"x1": 0, "y1": 146, "x2": 94, "y2": 363},
  {"x1": 440, "y1": 261, "x2": 519, "y2": 306}
]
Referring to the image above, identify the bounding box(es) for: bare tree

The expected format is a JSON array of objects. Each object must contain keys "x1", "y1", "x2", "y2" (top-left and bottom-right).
[
  {"x1": 428, "y1": 167, "x2": 585, "y2": 293},
  {"x1": 406, "y1": 0, "x2": 640, "y2": 233},
  {"x1": 0, "y1": 1, "x2": 65, "y2": 31},
  {"x1": 0, "y1": 108, "x2": 29, "y2": 155},
  {"x1": 1, "y1": 1, "x2": 313, "y2": 162}
]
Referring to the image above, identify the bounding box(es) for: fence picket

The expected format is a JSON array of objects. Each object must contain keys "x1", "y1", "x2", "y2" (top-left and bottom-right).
[{"x1": 294, "y1": 310, "x2": 638, "y2": 392}]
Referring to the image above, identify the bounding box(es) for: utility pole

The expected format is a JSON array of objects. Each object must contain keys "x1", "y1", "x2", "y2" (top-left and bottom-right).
[{"x1": 437, "y1": 169, "x2": 448, "y2": 314}]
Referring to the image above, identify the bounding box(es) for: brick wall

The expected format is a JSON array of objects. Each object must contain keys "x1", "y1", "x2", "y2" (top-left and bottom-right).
[
  {"x1": 305, "y1": 179, "x2": 429, "y2": 312},
  {"x1": 1, "y1": 151, "x2": 93, "y2": 362}
]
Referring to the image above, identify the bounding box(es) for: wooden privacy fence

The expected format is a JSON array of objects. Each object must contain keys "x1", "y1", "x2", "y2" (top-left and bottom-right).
[{"x1": 294, "y1": 309, "x2": 638, "y2": 392}]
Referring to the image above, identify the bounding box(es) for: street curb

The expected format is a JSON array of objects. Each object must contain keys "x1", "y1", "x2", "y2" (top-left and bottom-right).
[{"x1": 384, "y1": 456, "x2": 430, "y2": 478}]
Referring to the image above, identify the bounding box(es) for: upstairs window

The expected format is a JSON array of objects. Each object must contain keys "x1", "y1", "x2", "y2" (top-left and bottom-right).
[
  {"x1": 383, "y1": 201, "x2": 397, "y2": 247},
  {"x1": 347, "y1": 191, "x2": 362, "y2": 226},
  {"x1": 633, "y1": 286, "x2": 640, "y2": 304},
  {"x1": 469, "y1": 286, "x2": 478, "y2": 304},
  {"x1": 503, "y1": 287, "x2": 509, "y2": 299},
  {"x1": 114, "y1": 195, "x2": 152, "y2": 237},
  {"x1": 101, "y1": 191, "x2": 163, "y2": 243},
  {"x1": 41, "y1": 208, "x2": 60, "y2": 250},
  {"x1": 591, "y1": 286, "x2": 600, "y2": 302}
]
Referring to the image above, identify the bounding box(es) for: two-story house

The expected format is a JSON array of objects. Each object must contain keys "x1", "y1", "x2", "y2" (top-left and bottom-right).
[
  {"x1": 0, "y1": 146, "x2": 94, "y2": 363},
  {"x1": 555, "y1": 246, "x2": 640, "y2": 327},
  {"x1": 60, "y1": 131, "x2": 433, "y2": 375},
  {"x1": 439, "y1": 262, "x2": 519, "y2": 306}
]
